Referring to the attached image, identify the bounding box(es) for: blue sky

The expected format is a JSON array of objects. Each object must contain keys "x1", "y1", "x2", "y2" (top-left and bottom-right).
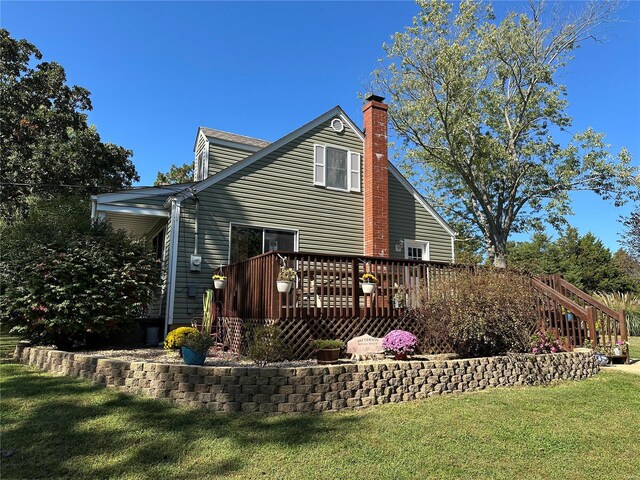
[{"x1": 3, "y1": 1, "x2": 639, "y2": 251}]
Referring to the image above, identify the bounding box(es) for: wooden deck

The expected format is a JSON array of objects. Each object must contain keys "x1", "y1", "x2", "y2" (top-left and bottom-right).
[{"x1": 219, "y1": 251, "x2": 628, "y2": 358}]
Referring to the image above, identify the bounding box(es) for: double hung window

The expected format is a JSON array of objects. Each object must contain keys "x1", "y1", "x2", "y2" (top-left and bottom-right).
[{"x1": 314, "y1": 144, "x2": 360, "y2": 192}]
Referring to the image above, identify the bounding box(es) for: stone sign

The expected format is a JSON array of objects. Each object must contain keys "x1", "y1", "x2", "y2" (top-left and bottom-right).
[{"x1": 346, "y1": 335, "x2": 384, "y2": 358}]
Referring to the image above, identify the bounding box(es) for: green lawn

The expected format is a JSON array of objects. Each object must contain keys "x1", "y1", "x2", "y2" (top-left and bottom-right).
[
  {"x1": 1, "y1": 364, "x2": 639, "y2": 480},
  {"x1": 629, "y1": 336, "x2": 640, "y2": 359}
]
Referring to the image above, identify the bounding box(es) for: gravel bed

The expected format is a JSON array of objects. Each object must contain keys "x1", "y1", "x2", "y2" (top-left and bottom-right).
[
  {"x1": 80, "y1": 347, "x2": 317, "y2": 368},
  {"x1": 77, "y1": 347, "x2": 456, "y2": 368}
]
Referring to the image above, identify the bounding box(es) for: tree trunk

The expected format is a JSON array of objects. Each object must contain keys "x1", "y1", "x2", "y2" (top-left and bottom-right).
[{"x1": 491, "y1": 238, "x2": 508, "y2": 269}]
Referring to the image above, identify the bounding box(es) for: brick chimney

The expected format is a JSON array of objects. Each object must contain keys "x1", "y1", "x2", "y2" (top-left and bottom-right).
[{"x1": 362, "y1": 94, "x2": 389, "y2": 257}]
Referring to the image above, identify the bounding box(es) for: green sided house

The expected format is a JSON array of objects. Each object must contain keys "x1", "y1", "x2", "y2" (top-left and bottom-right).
[{"x1": 92, "y1": 95, "x2": 456, "y2": 341}]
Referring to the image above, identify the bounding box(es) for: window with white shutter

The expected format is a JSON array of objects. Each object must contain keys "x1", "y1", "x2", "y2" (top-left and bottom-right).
[{"x1": 314, "y1": 144, "x2": 360, "y2": 193}]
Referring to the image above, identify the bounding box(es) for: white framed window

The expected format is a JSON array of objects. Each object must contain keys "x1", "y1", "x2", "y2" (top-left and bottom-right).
[
  {"x1": 313, "y1": 144, "x2": 360, "y2": 192},
  {"x1": 404, "y1": 240, "x2": 430, "y2": 261}
]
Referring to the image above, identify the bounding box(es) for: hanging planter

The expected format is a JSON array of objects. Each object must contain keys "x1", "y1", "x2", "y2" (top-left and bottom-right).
[
  {"x1": 362, "y1": 282, "x2": 376, "y2": 294},
  {"x1": 212, "y1": 275, "x2": 227, "y2": 290},
  {"x1": 277, "y1": 280, "x2": 293, "y2": 293},
  {"x1": 360, "y1": 273, "x2": 378, "y2": 294},
  {"x1": 277, "y1": 266, "x2": 296, "y2": 294}
]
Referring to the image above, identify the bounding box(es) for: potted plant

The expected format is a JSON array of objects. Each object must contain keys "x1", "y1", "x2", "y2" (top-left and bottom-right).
[
  {"x1": 382, "y1": 330, "x2": 417, "y2": 360},
  {"x1": 212, "y1": 274, "x2": 227, "y2": 290},
  {"x1": 277, "y1": 267, "x2": 296, "y2": 293},
  {"x1": 163, "y1": 326, "x2": 199, "y2": 357},
  {"x1": 181, "y1": 331, "x2": 214, "y2": 366},
  {"x1": 311, "y1": 339, "x2": 345, "y2": 364},
  {"x1": 613, "y1": 339, "x2": 628, "y2": 356},
  {"x1": 360, "y1": 273, "x2": 378, "y2": 294}
]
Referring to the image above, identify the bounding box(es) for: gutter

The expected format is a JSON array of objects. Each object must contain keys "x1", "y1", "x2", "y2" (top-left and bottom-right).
[{"x1": 163, "y1": 196, "x2": 182, "y2": 338}]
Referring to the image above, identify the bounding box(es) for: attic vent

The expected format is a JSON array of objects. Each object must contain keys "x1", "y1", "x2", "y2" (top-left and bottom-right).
[{"x1": 331, "y1": 118, "x2": 344, "y2": 133}]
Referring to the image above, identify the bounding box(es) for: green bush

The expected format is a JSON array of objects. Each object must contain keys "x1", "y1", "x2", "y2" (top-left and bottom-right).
[
  {"x1": 408, "y1": 270, "x2": 536, "y2": 358},
  {"x1": 163, "y1": 327, "x2": 199, "y2": 351},
  {"x1": 247, "y1": 325, "x2": 290, "y2": 367},
  {"x1": 0, "y1": 218, "x2": 161, "y2": 350}
]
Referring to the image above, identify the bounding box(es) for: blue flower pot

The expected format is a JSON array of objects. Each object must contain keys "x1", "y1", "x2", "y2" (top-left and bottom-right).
[{"x1": 182, "y1": 346, "x2": 207, "y2": 366}]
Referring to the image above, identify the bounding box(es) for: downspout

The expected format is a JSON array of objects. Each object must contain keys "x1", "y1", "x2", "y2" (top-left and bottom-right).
[{"x1": 164, "y1": 197, "x2": 181, "y2": 339}]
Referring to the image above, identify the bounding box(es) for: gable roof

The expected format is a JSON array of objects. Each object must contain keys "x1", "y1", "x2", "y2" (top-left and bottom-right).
[
  {"x1": 177, "y1": 106, "x2": 363, "y2": 201},
  {"x1": 178, "y1": 106, "x2": 455, "y2": 238},
  {"x1": 95, "y1": 105, "x2": 455, "y2": 238},
  {"x1": 196, "y1": 127, "x2": 271, "y2": 151}
]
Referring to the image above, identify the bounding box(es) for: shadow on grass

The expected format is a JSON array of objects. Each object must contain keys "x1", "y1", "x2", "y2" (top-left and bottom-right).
[{"x1": 0, "y1": 364, "x2": 361, "y2": 479}]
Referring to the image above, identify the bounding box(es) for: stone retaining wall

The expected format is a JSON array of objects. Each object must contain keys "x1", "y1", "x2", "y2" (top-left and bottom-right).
[{"x1": 15, "y1": 346, "x2": 598, "y2": 413}]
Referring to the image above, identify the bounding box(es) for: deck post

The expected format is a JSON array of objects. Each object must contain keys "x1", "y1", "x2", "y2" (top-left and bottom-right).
[
  {"x1": 586, "y1": 305, "x2": 597, "y2": 348},
  {"x1": 351, "y1": 258, "x2": 359, "y2": 319}
]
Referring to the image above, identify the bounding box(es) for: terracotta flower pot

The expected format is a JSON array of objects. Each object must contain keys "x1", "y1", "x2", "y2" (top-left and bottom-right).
[{"x1": 393, "y1": 352, "x2": 408, "y2": 361}]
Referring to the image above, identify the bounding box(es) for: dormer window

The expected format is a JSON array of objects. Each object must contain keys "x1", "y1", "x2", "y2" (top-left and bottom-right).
[{"x1": 313, "y1": 144, "x2": 360, "y2": 192}]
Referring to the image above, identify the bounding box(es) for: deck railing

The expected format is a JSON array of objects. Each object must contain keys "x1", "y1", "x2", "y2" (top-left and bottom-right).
[
  {"x1": 536, "y1": 275, "x2": 628, "y2": 353},
  {"x1": 221, "y1": 251, "x2": 474, "y2": 321}
]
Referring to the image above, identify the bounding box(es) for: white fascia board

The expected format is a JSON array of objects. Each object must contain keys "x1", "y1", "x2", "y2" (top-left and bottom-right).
[
  {"x1": 94, "y1": 187, "x2": 186, "y2": 204},
  {"x1": 339, "y1": 111, "x2": 365, "y2": 141},
  {"x1": 164, "y1": 198, "x2": 181, "y2": 329},
  {"x1": 207, "y1": 137, "x2": 264, "y2": 152},
  {"x1": 176, "y1": 106, "x2": 349, "y2": 201},
  {"x1": 96, "y1": 204, "x2": 169, "y2": 217},
  {"x1": 388, "y1": 164, "x2": 457, "y2": 237},
  {"x1": 193, "y1": 128, "x2": 207, "y2": 152},
  {"x1": 451, "y1": 236, "x2": 456, "y2": 264}
]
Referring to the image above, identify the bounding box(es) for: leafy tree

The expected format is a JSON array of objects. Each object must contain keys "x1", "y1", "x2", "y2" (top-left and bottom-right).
[
  {"x1": 507, "y1": 227, "x2": 637, "y2": 293},
  {"x1": 621, "y1": 206, "x2": 640, "y2": 260},
  {"x1": 451, "y1": 220, "x2": 485, "y2": 265},
  {"x1": 154, "y1": 162, "x2": 194, "y2": 186},
  {"x1": 372, "y1": 0, "x2": 637, "y2": 267},
  {"x1": 0, "y1": 29, "x2": 138, "y2": 220},
  {"x1": 0, "y1": 197, "x2": 161, "y2": 349},
  {"x1": 612, "y1": 249, "x2": 640, "y2": 292},
  {"x1": 507, "y1": 233, "x2": 560, "y2": 275}
]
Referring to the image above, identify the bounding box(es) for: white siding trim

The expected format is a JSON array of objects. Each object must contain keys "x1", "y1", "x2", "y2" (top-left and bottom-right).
[
  {"x1": 96, "y1": 204, "x2": 169, "y2": 217},
  {"x1": 193, "y1": 128, "x2": 208, "y2": 152},
  {"x1": 95, "y1": 186, "x2": 192, "y2": 204},
  {"x1": 350, "y1": 152, "x2": 361, "y2": 192},
  {"x1": 164, "y1": 198, "x2": 181, "y2": 334},
  {"x1": 176, "y1": 106, "x2": 362, "y2": 201},
  {"x1": 339, "y1": 112, "x2": 365, "y2": 141},
  {"x1": 404, "y1": 239, "x2": 430, "y2": 261},
  {"x1": 204, "y1": 141, "x2": 210, "y2": 179},
  {"x1": 313, "y1": 144, "x2": 326, "y2": 186},
  {"x1": 451, "y1": 236, "x2": 456, "y2": 264},
  {"x1": 388, "y1": 165, "x2": 456, "y2": 237}
]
